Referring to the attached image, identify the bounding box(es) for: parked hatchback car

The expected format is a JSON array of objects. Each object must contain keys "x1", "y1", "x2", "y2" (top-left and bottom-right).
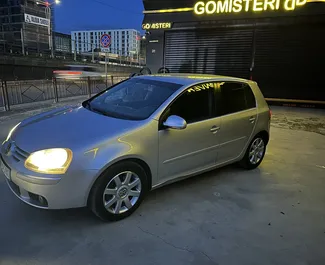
[{"x1": 0, "y1": 74, "x2": 271, "y2": 221}]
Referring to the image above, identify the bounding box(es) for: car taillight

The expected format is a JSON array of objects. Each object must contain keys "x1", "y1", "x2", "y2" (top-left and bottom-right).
[{"x1": 269, "y1": 109, "x2": 272, "y2": 119}]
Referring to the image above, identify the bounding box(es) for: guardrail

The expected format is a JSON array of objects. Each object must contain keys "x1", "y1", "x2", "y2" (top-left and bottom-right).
[{"x1": 0, "y1": 76, "x2": 128, "y2": 111}]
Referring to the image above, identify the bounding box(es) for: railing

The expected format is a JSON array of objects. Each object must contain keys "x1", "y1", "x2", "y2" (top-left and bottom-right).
[{"x1": 0, "y1": 76, "x2": 129, "y2": 111}]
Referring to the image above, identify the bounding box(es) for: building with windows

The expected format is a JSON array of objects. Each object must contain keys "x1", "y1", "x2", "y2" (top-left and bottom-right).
[
  {"x1": 143, "y1": 0, "x2": 325, "y2": 106},
  {"x1": 0, "y1": 0, "x2": 55, "y2": 54},
  {"x1": 71, "y1": 29, "x2": 140, "y2": 56},
  {"x1": 54, "y1": 31, "x2": 71, "y2": 53}
]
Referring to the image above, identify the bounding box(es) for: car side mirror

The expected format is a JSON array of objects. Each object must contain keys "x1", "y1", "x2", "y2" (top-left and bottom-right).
[{"x1": 163, "y1": 115, "x2": 187, "y2": 130}]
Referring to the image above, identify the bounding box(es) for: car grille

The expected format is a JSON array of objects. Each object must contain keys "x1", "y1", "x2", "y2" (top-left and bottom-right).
[{"x1": 11, "y1": 143, "x2": 30, "y2": 162}]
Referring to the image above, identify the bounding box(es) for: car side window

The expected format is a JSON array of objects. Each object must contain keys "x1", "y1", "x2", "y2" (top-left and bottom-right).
[
  {"x1": 244, "y1": 84, "x2": 256, "y2": 109},
  {"x1": 218, "y1": 82, "x2": 256, "y2": 115},
  {"x1": 166, "y1": 82, "x2": 214, "y2": 124}
]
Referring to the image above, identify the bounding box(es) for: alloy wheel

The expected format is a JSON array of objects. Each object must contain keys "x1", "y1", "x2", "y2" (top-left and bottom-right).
[
  {"x1": 102, "y1": 171, "x2": 142, "y2": 214},
  {"x1": 249, "y1": 138, "x2": 265, "y2": 165}
]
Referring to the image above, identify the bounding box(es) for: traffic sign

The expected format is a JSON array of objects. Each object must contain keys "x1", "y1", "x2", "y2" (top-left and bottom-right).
[{"x1": 100, "y1": 34, "x2": 111, "y2": 48}]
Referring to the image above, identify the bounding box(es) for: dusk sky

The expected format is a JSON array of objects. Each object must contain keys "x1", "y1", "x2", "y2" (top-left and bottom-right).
[{"x1": 55, "y1": 0, "x2": 144, "y2": 33}]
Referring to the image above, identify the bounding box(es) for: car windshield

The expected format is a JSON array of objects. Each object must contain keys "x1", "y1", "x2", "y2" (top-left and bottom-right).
[{"x1": 84, "y1": 78, "x2": 182, "y2": 120}]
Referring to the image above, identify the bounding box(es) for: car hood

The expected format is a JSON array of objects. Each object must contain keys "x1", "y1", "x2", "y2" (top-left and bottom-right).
[{"x1": 12, "y1": 105, "x2": 141, "y2": 152}]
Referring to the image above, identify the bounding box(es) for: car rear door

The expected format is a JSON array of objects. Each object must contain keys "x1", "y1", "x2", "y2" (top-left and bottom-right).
[
  {"x1": 157, "y1": 82, "x2": 221, "y2": 184},
  {"x1": 216, "y1": 81, "x2": 258, "y2": 164}
]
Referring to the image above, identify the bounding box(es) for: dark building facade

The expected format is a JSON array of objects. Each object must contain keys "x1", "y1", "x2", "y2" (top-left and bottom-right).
[
  {"x1": 0, "y1": 0, "x2": 54, "y2": 54},
  {"x1": 142, "y1": 0, "x2": 325, "y2": 104},
  {"x1": 54, "y1": 31, "x2": 71, "y2": 53},
  {"x1": 139, "y1": 35, "x2": 147, "y2": 64}
]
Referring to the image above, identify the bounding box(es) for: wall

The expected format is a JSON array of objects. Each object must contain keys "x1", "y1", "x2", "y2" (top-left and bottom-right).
[{"x1": 143, "y1": 1, "x2": 325, "y2": 74}]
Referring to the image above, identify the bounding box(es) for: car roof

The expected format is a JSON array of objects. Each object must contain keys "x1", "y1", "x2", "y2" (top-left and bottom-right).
[{"x1": 136, "y1": 73, "x2": 250, "y2": 86}]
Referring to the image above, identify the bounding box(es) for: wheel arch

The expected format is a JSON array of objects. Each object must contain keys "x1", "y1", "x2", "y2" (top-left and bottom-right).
[
  {"x1": 256, "y1": 130, "x2": 269, "y2": 145},
  {"x1": 86, "y1": 157, "x2": 153, "y2": 206},
  {"x1": 126, "y1": 158, "x2": 152, "y2": 191}
]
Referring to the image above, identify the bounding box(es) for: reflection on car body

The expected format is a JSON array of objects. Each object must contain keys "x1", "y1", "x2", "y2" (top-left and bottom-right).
[{"x1": 1, "y1": 74, "x2": 271, "y2": 221}]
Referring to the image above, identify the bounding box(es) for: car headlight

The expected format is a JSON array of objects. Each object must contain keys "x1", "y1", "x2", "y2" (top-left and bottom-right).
[
  {"x1": 5, "y1": 122, "x2": 21, "y2": 143},
  {"x1": 25, "y1": 148, "x2": 73, "y2": 174}
]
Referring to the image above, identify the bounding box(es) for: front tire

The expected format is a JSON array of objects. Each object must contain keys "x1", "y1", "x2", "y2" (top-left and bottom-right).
[
  {"x1": 88, "y1": 161, "x2": 148, "y2": 221},
  {"x1": 240, "y1": 135, "x2": 267, "y2": 170}
]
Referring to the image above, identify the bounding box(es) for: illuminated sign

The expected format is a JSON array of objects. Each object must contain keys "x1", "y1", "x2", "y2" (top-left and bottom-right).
[
  {"x1": 142, "y1": 0, "x2": 324, "y2": 14},
  {"x1": 142, "y1": 22, "x2": 172, "y2": 30},
  {"x1": 194, "y1": 0, "x2": 308, "y2": 14}
]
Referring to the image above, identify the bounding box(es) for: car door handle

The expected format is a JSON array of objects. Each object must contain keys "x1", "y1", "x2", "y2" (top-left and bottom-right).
[
  {"x1": 210, "y1": 126, "x2": 220, "y2": 134},
  {"x1": 249, "y1": 116, "x2": 256, "y2": 123}
]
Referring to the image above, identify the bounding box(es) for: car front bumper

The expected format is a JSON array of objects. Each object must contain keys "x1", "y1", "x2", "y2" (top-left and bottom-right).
[{"x1": 1, "y1": 153, "x2": 98, "y2": 210}]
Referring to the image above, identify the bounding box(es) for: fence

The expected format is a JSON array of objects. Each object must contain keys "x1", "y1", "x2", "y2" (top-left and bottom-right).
[{"x1": 0, "y1": 76, "x2": 128, "y2": 111}]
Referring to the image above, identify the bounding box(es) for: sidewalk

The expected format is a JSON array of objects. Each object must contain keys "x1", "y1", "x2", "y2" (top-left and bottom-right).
[{"x1": 270, "y1": 106, "x2": 325, "y2": 136}]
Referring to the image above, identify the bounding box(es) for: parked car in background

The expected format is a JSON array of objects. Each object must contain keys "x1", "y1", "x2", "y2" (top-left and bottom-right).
[{"x1": 1, "y1": 74, "x2": 271, "y2": 221}]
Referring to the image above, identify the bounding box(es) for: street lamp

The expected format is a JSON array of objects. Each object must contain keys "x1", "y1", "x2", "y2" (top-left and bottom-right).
[{"x1": 36, "y1": 0, "x2": 61, "y2": 58}]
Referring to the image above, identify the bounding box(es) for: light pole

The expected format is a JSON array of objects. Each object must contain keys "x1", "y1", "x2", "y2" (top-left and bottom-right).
[{"x1": 36, "y1": 0, "x2": 61, "y2": 58}]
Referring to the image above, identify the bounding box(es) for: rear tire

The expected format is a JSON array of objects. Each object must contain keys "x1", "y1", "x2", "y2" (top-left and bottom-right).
[
  {"x1": 88, "y1": 161, "x2": 148, "y2": 221},
  {"x1": 239, "y1": 135, "x2": 267, "y2": 170}
]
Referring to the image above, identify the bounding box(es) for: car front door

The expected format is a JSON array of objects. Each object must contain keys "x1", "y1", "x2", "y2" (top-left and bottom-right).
[
  {"x1": 216, "y1": 81, "x2": 258, "y2": 164},
  {"x1": 157, "y1": 82, "x2": 221, "y2": 184}
]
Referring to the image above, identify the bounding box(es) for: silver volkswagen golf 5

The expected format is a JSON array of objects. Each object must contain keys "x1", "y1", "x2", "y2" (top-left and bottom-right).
[{"x1": 0, "y1": 74, "x2": 271, "y2": 221}]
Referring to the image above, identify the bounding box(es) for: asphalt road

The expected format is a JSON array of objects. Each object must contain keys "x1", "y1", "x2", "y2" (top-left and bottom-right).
[{"x1": 0, "y1": 106, "x2": 325, "y2": 265}]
